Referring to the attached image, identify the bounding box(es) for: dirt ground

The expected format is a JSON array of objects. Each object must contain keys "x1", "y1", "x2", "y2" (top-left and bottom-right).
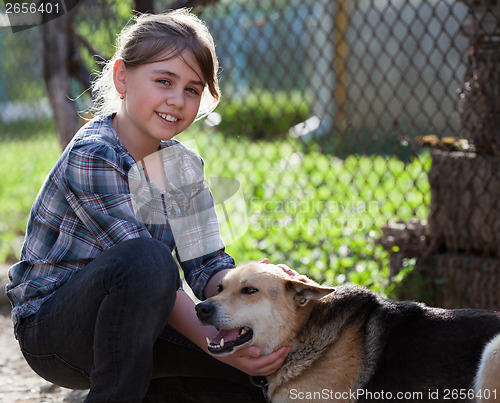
[
  {"x1": 0, "y1": 265, "x2": 88, "y2": 402},
  {"x1": 0, "y1": 305, "x2": 88, "y2": 402}
]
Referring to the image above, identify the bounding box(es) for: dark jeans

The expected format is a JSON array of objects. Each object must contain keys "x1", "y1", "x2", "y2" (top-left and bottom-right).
[{"x1": 16, "y1": 238, "x2": 264, "y2": 402}]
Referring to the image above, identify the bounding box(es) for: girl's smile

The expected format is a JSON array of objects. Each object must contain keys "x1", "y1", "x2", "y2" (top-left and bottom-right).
[
  {"x1": 156, "y1": 112, "x2": 179, "y2": 123},
  {"x1": 112, "y1": 50, "x2": 205, "y2": 161}
]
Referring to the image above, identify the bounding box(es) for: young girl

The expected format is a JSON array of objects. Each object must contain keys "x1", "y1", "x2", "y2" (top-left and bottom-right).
[{"x1": 6, "y1": 9, "x2": 289, "y2": 402}]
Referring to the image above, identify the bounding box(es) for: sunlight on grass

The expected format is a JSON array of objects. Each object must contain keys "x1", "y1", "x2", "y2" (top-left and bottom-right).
[
  {"x1": 0, "y1": 125, "x2": 430, "y2": 295},
  {"x1": 181, "y1": 129, "x2": 430, "y2": 294},
  {"x1": 0, "y1": 135, "x2": 61, "y2": 262}
]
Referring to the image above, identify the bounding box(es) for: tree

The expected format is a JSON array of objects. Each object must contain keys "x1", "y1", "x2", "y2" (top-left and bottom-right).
[{"x1": 41, "y1": 6, "x2": 85, "y2": 148}]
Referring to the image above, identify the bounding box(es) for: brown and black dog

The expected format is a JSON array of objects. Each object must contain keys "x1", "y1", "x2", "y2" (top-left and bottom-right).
[{"x1": 196, "y1": 262, "x2": 500, "y2": 402}]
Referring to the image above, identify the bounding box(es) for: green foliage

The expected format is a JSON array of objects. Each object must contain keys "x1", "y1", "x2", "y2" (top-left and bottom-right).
[
  {"x1": 1, "y1": 122, "x2": 430, "y2": 297},
  {"x1": 1, "y1": 29, "x2": 46, "y2": 101},
  {"x1": 216, "y1": 91, "x2": 310, "y2": 140},
  {"x1": 0, "y1": 132, "x2": 60, "y2": 262},
  {"x1": 75, "y1": 0, "x2": 135, "y2": 63},
  {"x1": 181, "y1": 128, "x2": 430, "y2": 295},
  {"x1": 0, "y1": 118, "x2": 56, "y2": 142}
]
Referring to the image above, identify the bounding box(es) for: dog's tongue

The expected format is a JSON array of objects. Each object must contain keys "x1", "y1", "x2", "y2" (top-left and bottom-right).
[
  {"x1": 211, "y1": 328, "x2": 240, "y2": 344},
  {"x1": 207, "y1": 327, "x2": 253, "y2": 355}
]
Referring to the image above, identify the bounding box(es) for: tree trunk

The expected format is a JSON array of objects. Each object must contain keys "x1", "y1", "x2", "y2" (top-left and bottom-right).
[
  {"x1": 135, "y1": 0, "x2": 154, "y2": 13},
  {"x1": 41, "y1": 12, "x2": 80, "y2": 149}
]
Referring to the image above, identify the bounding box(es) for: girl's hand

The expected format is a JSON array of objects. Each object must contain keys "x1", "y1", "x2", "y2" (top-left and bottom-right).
[
  {"x1": 217, "y1": 345, "x2": 291, "y2": 376},
  {"x1": 259, "y1": 258, "x2": 300, "y2": 277}
]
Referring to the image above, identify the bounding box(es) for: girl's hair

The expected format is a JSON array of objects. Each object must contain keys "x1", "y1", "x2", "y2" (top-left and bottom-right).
[{"x1": 89, "y1": 9, "x2": 220, "y2": 119}]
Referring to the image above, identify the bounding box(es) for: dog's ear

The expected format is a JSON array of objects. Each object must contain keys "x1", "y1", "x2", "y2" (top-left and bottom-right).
[{"x1": 286, "y1": 278, "x2": 335, "y2": 307}]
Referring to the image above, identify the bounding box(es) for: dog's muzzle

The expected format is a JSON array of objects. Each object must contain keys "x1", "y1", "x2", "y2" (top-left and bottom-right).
[
  {"x1": 195, "y1": 301, "x2": 215, "y2": 322},
  {"x1": 195, "y1": 301, "x2": 254, "y2": 355}
]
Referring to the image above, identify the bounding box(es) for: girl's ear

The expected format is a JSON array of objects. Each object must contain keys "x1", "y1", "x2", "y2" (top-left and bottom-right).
[{"x1": 113, "y1": 59, "x2": 127, "y2": 95}]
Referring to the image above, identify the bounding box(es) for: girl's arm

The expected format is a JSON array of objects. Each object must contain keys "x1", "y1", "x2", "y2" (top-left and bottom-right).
[{"x1": 168, "y1": 288, "x2": 290, "y2": 376}]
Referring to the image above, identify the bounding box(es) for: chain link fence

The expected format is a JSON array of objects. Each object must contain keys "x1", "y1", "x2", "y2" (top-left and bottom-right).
[{"x1": 1, "y1": 0, "x2": 498, "y2": 307}]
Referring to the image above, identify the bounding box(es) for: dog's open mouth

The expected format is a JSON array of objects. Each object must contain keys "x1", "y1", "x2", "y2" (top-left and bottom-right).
[{"x1": 206, "y1": 326, "x2": 253, "y2": 354}]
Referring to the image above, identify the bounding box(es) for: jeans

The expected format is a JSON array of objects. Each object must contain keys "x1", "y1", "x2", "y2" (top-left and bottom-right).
[{"x1": 16, "y1": 238, "x2": 264, "y2": 402}]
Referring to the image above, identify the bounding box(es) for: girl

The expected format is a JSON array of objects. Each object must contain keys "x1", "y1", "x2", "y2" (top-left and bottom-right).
[{"x1": 6, "y1": 9, "x2": 289, "y2": 402}]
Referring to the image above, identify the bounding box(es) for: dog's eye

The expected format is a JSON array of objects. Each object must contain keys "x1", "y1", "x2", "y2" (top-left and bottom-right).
[
  {"x1": 241, "y1": 287, "x2": 258, "y2": 295},
  {"x1": 217, "y1": 284, "x2": 223, "y2": 293}
]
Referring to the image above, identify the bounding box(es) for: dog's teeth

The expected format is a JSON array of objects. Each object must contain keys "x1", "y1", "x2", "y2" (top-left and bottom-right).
[
  {"x1": 220, "y1": 338, "x2": 225, "y2": 347},
  {"x1": 206, "y1": 337, "x2": 211, "y2": 346}
]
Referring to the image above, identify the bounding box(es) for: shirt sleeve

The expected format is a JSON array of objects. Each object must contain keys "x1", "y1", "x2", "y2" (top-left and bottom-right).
[
  {"x1": 62, "y1": 141, "x2": 152, "y2": 249},
  {"x1": 179, "y1": 247, "x2": 235, "y2": 300}
]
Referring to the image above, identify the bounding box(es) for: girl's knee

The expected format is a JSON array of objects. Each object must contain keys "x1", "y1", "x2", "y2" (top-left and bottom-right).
[{"x1": 106, "y1": 238, "x2": 180, "y2": 293}]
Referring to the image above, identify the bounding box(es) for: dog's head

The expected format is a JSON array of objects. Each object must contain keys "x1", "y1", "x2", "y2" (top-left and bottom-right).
[{"x1": 195, "y1": 262, "x2": 335, "y2": 356}]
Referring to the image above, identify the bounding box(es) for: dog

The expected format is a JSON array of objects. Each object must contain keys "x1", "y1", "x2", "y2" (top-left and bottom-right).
[{"x1": 196, "y1": 262, "x2": 500, "y2": 402}]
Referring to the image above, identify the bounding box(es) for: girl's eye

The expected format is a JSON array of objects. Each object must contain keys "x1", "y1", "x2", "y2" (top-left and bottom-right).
[
  {"x1": 157, "y1": 79, "x2": 171, "y2": 85},
  {"x1": 186, "y1": 87, "x2": 200, "y2": 95}
]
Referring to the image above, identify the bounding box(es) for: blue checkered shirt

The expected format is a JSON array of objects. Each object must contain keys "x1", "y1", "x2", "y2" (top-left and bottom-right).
[{"x1": 6, "y1": 114, "x2": 234, "y2": 326}]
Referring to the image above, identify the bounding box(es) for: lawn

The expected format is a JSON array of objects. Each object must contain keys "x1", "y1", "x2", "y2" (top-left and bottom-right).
[
  {"x1": 0, "y1": 121, "x2": 431, "y2": 296},
  {"x1": 183, "y1": 128, "x2": 430, "y2": 294},
  {"x1": 0, "y1": 130, "x2": 61, "y2": 263}
]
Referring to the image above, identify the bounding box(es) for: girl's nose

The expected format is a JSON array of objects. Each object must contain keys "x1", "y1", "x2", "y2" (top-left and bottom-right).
[{"x1": 166, "y1": 89, "x2": 184, "y2": 107}]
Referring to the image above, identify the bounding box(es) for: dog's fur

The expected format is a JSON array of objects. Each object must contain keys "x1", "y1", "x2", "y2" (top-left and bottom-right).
[
  {"x1": 476, "y1": 333, "x2": 500, "y2": 402},
  {"x1": 196, "y1": 263, "x2": 500, "y2": 402}
]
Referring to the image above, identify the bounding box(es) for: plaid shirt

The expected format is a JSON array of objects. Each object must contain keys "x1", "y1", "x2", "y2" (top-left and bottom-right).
[{"x1": 6, "y1": 114, "x2": 234, "y2": 326}]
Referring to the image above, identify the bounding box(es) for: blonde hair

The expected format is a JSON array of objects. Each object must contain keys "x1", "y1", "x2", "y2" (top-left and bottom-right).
[{"x1": 90, "y1": 9, "x2": 220, "y2": 119}]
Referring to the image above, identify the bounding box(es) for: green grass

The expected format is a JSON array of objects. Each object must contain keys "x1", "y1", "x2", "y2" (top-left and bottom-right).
[
  {"x1": 181, "y1": 128, "x2": 431, "y2": 295},
  {"x1": 0, "y1": 122, "x2": 431, "y2": 297},
  {"x1": 0, "y1": 131, "x2": 61, "y2": 262}
]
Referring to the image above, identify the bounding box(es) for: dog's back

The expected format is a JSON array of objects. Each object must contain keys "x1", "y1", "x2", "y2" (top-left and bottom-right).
[
  {"x1": 358, "y1": 296, "x2": 500, "y2": 402},
  {"x1": 293, "y1": 285, "x2": 500, "y2": 402}
]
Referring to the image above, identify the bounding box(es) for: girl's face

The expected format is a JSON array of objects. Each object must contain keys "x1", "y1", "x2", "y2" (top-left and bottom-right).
[{"x1": 113, "y1": 50, "x2": 205, "y2": 154}]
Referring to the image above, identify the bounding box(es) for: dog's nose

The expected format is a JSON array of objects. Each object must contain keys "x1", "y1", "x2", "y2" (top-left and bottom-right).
[{"x1": 196, "y1": 301, "x2": 215, "y2": 321}]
